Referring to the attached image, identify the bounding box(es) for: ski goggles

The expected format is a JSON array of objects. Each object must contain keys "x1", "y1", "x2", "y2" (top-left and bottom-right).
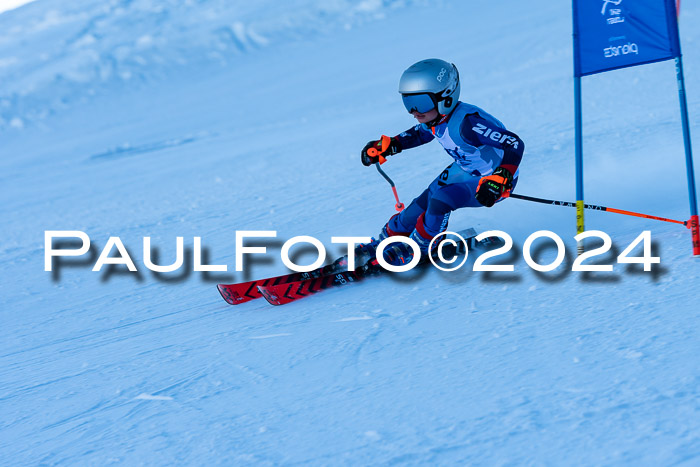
[{"x1": 401, "y1": 93, "x2": 437, "y2": 114}]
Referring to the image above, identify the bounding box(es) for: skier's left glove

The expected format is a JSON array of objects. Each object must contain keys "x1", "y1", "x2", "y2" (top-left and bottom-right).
[
  {"x1": 361, "y1": 135, "x2": 402, "y2": 166},
  {"x1": 476, "y1": 166, "x2": 513, "y2": 207}
]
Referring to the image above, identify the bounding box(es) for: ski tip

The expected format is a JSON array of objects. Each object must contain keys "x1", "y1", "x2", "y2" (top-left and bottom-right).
[
  {"x1": 217, "y1": 284, "x2": 235, "y2": 305},
  {"x1": 217, "y1": 284, "x2": 254, "y2": 306},
  {"x1": 257, "y1": 285, "x2": 285, "y2": 306}
]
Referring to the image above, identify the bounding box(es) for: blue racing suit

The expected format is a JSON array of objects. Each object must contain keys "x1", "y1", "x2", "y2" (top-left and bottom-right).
[{"x1": 383, "y1": 101, "x2": 524, "y2": 249}]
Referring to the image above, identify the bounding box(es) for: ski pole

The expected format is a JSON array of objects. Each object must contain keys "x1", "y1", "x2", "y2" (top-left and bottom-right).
[
  {"x1": 375, "y1": 164, "x2": 405, "y2": 212},
  {"x1": 367, "y1": 137, "x2": 405, "y2": 211},
  {"x1": 507, "y1": 192, "x2": 689, "y2": 227}
]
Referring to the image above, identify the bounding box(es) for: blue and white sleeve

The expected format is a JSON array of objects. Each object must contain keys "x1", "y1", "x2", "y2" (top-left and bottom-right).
[
  {"x1": 394, "y1": 124, "x2": 435, "y2": 150},
  {"x1": 460, "y1": 113, "x2": 524, "y2": 174}
]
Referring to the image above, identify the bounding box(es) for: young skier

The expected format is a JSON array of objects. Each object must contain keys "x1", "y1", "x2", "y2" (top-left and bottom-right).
[{"x1": 361, "y1": 58, "x2": 525, "y2": 263}]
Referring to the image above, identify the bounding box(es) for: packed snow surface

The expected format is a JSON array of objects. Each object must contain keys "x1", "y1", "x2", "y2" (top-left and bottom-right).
[{"x1": 1, "y1": 0, "x2": 699, "y2": 464}]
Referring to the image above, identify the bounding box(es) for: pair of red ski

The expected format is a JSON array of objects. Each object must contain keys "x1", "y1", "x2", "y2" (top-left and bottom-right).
[{"x1": 217, "y1": 228, "x2": 485, "y2": 306}]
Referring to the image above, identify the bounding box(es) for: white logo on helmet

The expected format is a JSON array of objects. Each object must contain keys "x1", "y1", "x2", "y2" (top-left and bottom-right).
[{"x1": 436, "y1": 67, "x2": 447, "y2": 82}]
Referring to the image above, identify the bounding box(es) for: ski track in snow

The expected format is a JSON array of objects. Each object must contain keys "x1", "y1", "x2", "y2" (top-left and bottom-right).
[{"x1": 1, "y1": 0, "x2": 700, "y2": 465}]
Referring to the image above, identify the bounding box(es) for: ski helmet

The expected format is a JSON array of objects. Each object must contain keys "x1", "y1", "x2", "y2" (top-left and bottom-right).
[{"x1": 398, "y1": 59, "x2": 460, "y2": 115}]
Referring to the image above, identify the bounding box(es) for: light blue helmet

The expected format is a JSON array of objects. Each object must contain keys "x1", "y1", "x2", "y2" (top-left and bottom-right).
[{"x1": 398, "y1": 59, "x2": 460, "y2": 115}]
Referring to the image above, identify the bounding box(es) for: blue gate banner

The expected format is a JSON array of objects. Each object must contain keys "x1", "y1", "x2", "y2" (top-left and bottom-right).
[{"x1": 574, "y1": 0, "x2": 681, "y2": 77}]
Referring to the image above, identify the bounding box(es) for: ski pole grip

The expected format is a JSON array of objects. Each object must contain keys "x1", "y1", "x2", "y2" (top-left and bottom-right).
[
  {"x1": 367, "y1": 147, "x2": 387, "y2": 164},
  {"x1": 367, "y1": 135, "x2": 391, "y2": 164}
]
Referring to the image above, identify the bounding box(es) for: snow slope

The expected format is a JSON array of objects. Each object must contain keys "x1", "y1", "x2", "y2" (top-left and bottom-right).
[{"x1": 1, "y1": 0, "x2": 699, "y2": 464}]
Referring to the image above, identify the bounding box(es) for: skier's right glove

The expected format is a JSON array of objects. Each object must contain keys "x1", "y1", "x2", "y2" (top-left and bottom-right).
[
  {"x1": 361, "y1": 135, "x2": 402, "y2": 166},
  {"x1": 475, "y1": 166, "x2": 513, "y2": 207}
]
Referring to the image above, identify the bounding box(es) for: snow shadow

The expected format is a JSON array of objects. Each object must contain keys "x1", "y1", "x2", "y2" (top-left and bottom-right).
[{"x1": 89, "y1": 136, "x2": 199, "y2": 161}]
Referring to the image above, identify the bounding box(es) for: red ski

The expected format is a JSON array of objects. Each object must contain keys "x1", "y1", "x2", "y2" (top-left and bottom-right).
[
  {"x1": 257, "y1": 269, "x2": 369, "y2": 306},
  {"x1": 216, "y1": 258, "x2": 348, "y2": 305}
]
